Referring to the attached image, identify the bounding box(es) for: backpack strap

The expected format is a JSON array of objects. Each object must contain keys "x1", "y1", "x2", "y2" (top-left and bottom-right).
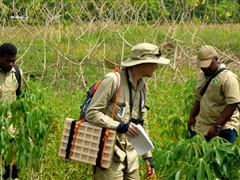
[
  {"x1": 200, "y1": 68, "x2": 227, "y2": 96},
  {"x1": 14, "y1": 65, "x2": 21, "y2": 96},
  {"x1": 67, "y1": 119, "x2": 85, "y2": 159},
  {"x1": 99, "y1": 68, "x2": 121, "y2": 167},
  {"x1": 103, "y1": 70, "x2": 121, "y2": 113}
]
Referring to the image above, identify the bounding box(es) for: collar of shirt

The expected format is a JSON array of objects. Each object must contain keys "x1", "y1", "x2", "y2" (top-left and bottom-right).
[
  {"x1": 127, "y1": 68, "x2": 145, "y2": 91},
  {"x1": 0, "y1": 67, "x2": 15, "y2": 73}
]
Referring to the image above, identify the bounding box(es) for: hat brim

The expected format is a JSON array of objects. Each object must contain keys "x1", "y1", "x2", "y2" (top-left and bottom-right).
[
  {"x1": 121, "y1": 57, "x2": 170, "y2": 67},
  {"x1": 197, "y1": 59, "x2": 212, "y2": 68}
]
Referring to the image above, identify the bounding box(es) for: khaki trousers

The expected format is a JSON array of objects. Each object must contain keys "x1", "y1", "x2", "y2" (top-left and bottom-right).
[{"x1": 93, "y1": 159, "x2": 140, "y2": 180}]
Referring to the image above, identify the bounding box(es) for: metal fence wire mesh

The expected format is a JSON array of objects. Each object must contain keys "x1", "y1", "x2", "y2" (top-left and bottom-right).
[{"x1": 0, "y1": 1, "x2": 239, "y2": 90}]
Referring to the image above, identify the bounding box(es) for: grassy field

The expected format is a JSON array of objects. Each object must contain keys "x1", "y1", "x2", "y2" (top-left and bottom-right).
[{"x1": 1, "y1": 23, "x2": 240, "y2": 179}]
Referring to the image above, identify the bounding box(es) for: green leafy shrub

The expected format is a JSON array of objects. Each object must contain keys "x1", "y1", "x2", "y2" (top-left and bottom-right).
[
  {"x1": 0, "y1": 86, "x2": 58, "y2": 170},
  {"x1": 154, "y1": 134, "x2": 240, "y2": 179}
]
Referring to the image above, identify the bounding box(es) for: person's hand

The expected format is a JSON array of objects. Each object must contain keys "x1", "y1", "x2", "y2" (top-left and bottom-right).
[
  {"x1": 206, "y1": 125, "x2": 220, "y2": 141},
  {"x1": 117, "y1": 122, "x2": 138, "y2": 137},
  {"x1": 144, "y1": 157, "x2": 155, "y2": 179},
  {"x1": 126, "y1": 122, "x2": 138, "y2": 137},
  {"x1": 187, "y1": 116, "x2": 196, "y2": 133}
]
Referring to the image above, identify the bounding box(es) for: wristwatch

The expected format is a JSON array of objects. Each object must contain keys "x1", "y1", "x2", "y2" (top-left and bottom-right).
[{"x1": 215, "y1": 124, "x2": 222, "y2": 131}]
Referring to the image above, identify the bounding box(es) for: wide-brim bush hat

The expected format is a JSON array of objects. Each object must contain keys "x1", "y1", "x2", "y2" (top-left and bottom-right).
[
  {"x1": 197, "y1": 45, "x2": 219, "y2": 68},
  {"x1": 121, "y1": 43, "x2": 170, "y2": 67}
]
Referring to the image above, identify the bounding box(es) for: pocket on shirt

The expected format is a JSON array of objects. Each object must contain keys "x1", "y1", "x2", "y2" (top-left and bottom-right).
[
  {"x1": 5, "y1": 80, "x2": 19, "y2": 92},
  {"x1": 207, "y1": 82, "x2": 223, "y2": 102},
  {"x1": 4, "y1": 81, "x2": 18, "y2": 99}
]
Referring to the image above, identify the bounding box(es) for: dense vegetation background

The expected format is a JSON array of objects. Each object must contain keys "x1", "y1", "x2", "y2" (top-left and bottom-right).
[{"x1": 0, "y1": 0, "x2": 240, "y2": 179}]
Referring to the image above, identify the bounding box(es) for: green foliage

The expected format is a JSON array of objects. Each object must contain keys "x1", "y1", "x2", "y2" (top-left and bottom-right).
[
  {"x1": 1, "y1": 0, "x2": 240, "y2": 25},
  {"x1": 154, "y1": 134, "x2": 240, "y2": 179},
  {"x1": 148, "y1": 75, "x2": 196, "y2": 146},
  {"x1": 0, "y1": 84, "x2": 58, "y2": 169},
  {"x1": 18, "y1": 81, "x2": 93, "y2": 179}
]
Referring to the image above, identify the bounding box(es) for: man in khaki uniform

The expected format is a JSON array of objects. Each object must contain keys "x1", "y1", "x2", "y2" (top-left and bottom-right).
[
  {"x1": 0, "y1": 43, "x2": 27, "y2": 179},
  {"x1": 188, "y1": 45, "x2": 240, "y2": 143},
  {"x1": 86, "y1": 43, "x2": 170, "y2": 180}
]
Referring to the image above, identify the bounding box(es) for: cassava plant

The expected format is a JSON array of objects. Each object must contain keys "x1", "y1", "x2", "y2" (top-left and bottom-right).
[
  {"x1": 0, "y1": 86, "x2": 58, "y2": 173},
  {"x1": 154, "y1": 134, "x2": 240, "y2": 179}
]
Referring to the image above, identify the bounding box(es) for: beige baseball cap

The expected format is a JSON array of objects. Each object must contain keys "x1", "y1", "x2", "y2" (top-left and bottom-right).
[
  {"x1": 197, "y1": 45, "x2": 218, "y2": 68},
  {"x1": 121, "y1": 43, "x2": 170, "y2": 67}
]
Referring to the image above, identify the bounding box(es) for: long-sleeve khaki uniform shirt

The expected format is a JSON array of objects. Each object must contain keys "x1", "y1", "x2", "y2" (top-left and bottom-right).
[
  {"x1": 86, "y1": 68, "x2": 152, "y2": 172},
  {"x1": 194, "y1": 64, "x2": 240, "y2": 135},
  {"x1": 0, "y1": 66, "x2": 28, "y2": 132},
  {"x1": 0, "y1": 67, "x2": 27, "y2": 103}
]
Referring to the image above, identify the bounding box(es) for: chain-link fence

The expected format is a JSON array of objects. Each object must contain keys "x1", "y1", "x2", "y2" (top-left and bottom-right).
[{"x1": 0, "y1": 0, "x2": 240, "y2": 91}]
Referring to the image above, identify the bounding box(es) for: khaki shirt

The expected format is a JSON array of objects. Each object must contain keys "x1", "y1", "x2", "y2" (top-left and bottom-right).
[
  {"x1": 0, "y1": 66, "x2": 28, "y2": 132},
  {"x1": 194, "y1": 64, "x2": 240, "y2": 135},
  {"x1": 0, "y1": 67, "x2": 27, "y2": 103},
  {"x1": 86, "y1": 68, "x2": 151, "y2": 171}
]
